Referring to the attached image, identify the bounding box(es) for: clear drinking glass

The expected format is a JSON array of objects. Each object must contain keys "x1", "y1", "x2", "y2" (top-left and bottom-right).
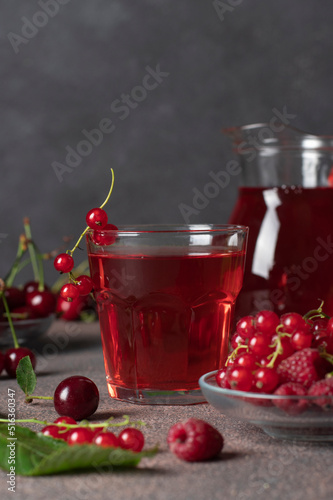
[{"x1": 86, "y1": 224, "x2": 248, "y2": 404}]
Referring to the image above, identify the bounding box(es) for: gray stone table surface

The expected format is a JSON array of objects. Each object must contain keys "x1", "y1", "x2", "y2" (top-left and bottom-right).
[{"x1": 0, "y1": 320, "x2": 332, "y2": 500}]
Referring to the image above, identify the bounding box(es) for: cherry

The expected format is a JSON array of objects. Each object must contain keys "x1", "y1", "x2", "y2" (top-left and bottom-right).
[
  {"x1": 255, "y1": 310, "x2": 280, "y2": 336},
  {"x1": 86, "y1": 208, "x2": 108, "y2": 230},
  {"x1": 215, "y1": 368, "x2": 231, "y2": 388},
  {"x1": 4, "y1": 347, "x2": 36, "y2": 378},
  {"x1": 253, "y1": 367, "x2": 279, "y2": 393},
  {"x1": 75, "y1": 275, "x2": 93, "y2": 296},
  {"x1": 236, "y1": 315, "x2": 256, "y2": 339},
  {"x1": 93, "y1": 431, "x2": 120, "y2": 448},
  {"x1": 4, "y1": 287, "x2": 25, "y2": 310},
  {"x1": 248, "y1": 333, "x2": 273, "y2": 357},
  {"x1": 118, "y1": 428, "x2": 145, "y2": 452},
  {"x1": 280, "y1": 312, "x2": 307, "y2": 333},
  {"x1": 92, "y1": 224, "x2": 118, "y2": 246},
  {"x1": 23, "y1": 281, "x2": 46, "y2": 295},
  {"x1": 60, "y1": 283, "x2": 80, "y2": 302},
  {"x1": 53, "y1": 375, "x2": 99, "y2": 420},
  {"x1": 67, "y1": 427, "x2": 94, "y2": 445},
  {"x1": 0, "y1": 351, "x2": 4, "y2": 374},
  {"x1": 26, "y1": 290, "x2": 56, "y2": 317},
  {"x1": 226, "y1": 366, "x2": 254, "y2": 391},
  {"x1": 54, "y1": 253, "x2": 74, "y2": 273},
  {"x1": 10, "y1": 305, "x2": 38, "y2": 320}
]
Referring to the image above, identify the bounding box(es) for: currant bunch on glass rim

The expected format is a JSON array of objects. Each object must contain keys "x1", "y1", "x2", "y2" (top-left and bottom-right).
[
  {"x1": 215, "y1": 302, "x2": 333, "y2": 413},
  {"x1": 53, "y1": 169, "x2": 118, "y2": 302}
]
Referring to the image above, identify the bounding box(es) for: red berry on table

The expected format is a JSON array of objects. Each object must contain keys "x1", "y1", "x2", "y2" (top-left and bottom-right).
[
  {"x1": 86, "y1": 208, "x2": 108, "y2": 230},
  {"x1": 92, "y1": 224, "x2": 118, "y2": 246},
  {"x1": 215, "y1": 368, "x2": 231, "y2": 388},
  {"x1": 255, "y1": 310, "x2": 280, "y2": 336},
  {"x1": 26, "y1": 290, "x2": 56, "y2": 317},
  {"x1": 236, "y1": 315, "x2": 256, "y2": 339},
  {"x1": 308, "y1": 378, "x2": 333, "y2": 409},
  {"x1": 93, "y1": 431, "x2": 120, "y2": 448},
  {"x1": 253, "y1": 367, "x2": 279, "y2": 393},
  {"x1": 54, "y1": 253, "x2": 74, "y2": 273},
  {"x1": 4, "y1": 347, "x2": 36, "y2": 378},
  {"x1": 226, "y1": 366, "x2": 254, "y2": 391},
  {"x1": 118, "y1": 428, "x2": 145, "y2": 452},
  {"x1": 167, "y1": 418, "x2": 223, "y2": 462},
  {"x1": 273, "y1": 382, "x2": 309, "y2": 415},
  {"x1": 276, "y1": 348, "x2": 331, "y2": 388},
  {"x1": 53, "y1": 375, "x2": 99, "y2": 420},
  {"x1": 67, "y1": 427, "x2": 94, "y2": 445},
  {"x1": 75, "y1": 275, "x2": 93, "y2": 296},
  {"x1": 60, "y1": 283, "x2": 80, "y2": 302}
]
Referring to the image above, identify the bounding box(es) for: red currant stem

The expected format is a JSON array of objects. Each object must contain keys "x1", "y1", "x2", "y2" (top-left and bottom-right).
[
  {"x1": 320, "y1": 351, "x2": 333, "y2": 365},
  {"x1": 5, "y1": 235, "x2": 26, "y2": 287},
  {"x1": 0, "y1": 415, "x2": 144, "y2": 429},
  {"x1": 266, "y1": 334, "x2": 286, "y2": 368},
  {"x1": 303, "y1": 300, "x2": 329, "y2": 321},
  {"x1": 225, "y1": 343, "x2": 248, "y2": 366},
  {"x1": 68, "y1": 168, "x2": 115, "y2": 256},
  {"x1": 23, "y1": 218, "x2": 40, "y2": 284},
  {"x1": 0, "y1": 292, "x2": 19, "y2": 348},
  {"x1": 51, "y1": 260, "x2": 90, "y2": 293}
]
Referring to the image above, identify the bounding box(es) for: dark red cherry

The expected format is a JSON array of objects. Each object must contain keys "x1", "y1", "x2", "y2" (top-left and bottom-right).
[
  {"x1": 26, "y1": 290, "x2": 56, "y2": 317},
  {"x1": 4, "y1": 347, "x2": 36, "y2": 378},
  {"x1": 53, "y1": 375, "x2": 99, "y2": 420},
  {"x1": 4, "y1": 287, "x2": 25, "y2": 309}
]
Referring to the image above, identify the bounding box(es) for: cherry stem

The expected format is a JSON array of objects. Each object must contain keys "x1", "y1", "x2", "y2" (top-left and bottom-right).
[
  {"x1": 26, "y1": 395, "x2": 53, "y2": 403},
  {"x1": 5, "y1": 235, "x2": 26, "y2": 288},
  {"x1": 23, "y1": 218, "x2": 40, "y2": 285},
  {"x1": 51, "y1": 260, "x2": 90, "y2": 293},
  {"x1": 0, "y1": 292, "x2": 19, "y2": 348},
  {"x1": 68, "y1": 168, "x2": 115, "y2": 256}
]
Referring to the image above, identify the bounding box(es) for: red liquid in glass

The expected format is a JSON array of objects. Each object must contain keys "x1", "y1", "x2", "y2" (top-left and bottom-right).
[
  {"x1": 89, "y1": 251, "x2": 245, "y2": 392},
  {"x1": 229, "y1": 186, "x2": 333, "y2": 318}
]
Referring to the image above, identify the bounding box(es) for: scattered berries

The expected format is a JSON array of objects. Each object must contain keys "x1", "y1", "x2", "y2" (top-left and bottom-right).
[
  {"x1": 167, "y1": 418, "x2": 223, "y2": 462},
  {"x1": 118, "y1": 428, "x2": 145, "y2": 452}
]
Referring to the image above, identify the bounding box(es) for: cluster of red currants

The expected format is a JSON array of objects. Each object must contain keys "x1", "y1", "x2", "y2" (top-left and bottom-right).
[
  {"x1": 54, "y1": 207, "x2": 117, "y2": 302},
  {"x1": 41, "y1": 416, "x2": 145, "y2": 451},
  {"x1": 216, "y1": 309, "x2": 333, "y2": 401}
]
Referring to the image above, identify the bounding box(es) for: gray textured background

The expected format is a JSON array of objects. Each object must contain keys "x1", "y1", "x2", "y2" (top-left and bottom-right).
[{"x1": 1, "y1": 0, "x2": 333, "y2": 284}]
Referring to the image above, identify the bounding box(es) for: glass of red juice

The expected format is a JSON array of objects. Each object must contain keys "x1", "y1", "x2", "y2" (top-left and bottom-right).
[{"x1": 86, "y1": 224, "x2": 248, "y2": 404}]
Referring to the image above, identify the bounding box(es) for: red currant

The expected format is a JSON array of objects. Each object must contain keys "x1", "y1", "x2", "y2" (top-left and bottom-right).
[
  {"x1": 236, "y1": 315, "x2": 256, "y2": 339},
  {"x1": 233, "y1": 352, "x2": 258, "y2": 370},
  {"x1": 54, "y1": 253, "x2": 74, "y2": 273},
  {"x1": 230, "y1": 333, "x2": 246, "y2": 350},
  {"x1": 92, "y1": 224, "x2": 118, "y2": 246},
  {"x1": 215, "y1": 368, "x2": 231, "y2": 388},
  {"x1": 41, "y1": 425, "x2": 66, "y2": 440},
  {"x1": 311, "y1": 318, "x2": 328, "y2": 333},
  {"x1": 280, "y1": 312, "x2": 306, "y2": 333},
  {"x1": 93, "y1": 432, "x2": 120, "y2": 448},
  {"x1": 4, "y1": 347, "x2": 36, "y2": 378},
  {"x1": 75, "y1": 275, "x2": 93, "y2": 296},
  {"x1": 60, "y1": 283, "x2": 80, "y2": 302},
  {"x1": 271, "y1": 334, "x2": 295, "y2": 362},
  {"x1": 53, "y1": 416, "x2": 77, "y2": 440},
  {"x1": 255, "y1": 310, "x2": 280, "y2": 336},
  {"x1": 67, "y1": 427, "x2": 94, "y2": 445},
  {"x1": 253, "y1": 367, "x2": 279, "y2": 393},
  {"x1": 226, "y1": 366, "x2": 254, "y2": 391},
  {"x1": 53, "y1": 375, "x2": 99, "y2": 420},
  {"x1": 56, "y1": 295, "x2": 88, "y2": 321},
  {"x1": 118, "y1": 428, "x2": 145, "y2": 452},
  {"x1": 26, "y1": 290, "x2": 56, "y2": 317},
  {"x1": 86, "y1": 208, "x2": 108, "y2": 230},
  {"x1": 326, "y1": 317, "x2": 333, "y2": 336},
  {"x1": 248, "y1": 333, "x2": 273, "y2": 357},
  {"x1": 291, "y1": 330, "x2": 313, "y2": 350}
]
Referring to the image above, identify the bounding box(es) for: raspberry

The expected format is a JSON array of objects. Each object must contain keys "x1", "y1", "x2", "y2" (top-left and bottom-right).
[
  {"x1": 276, "y1": 348, "x2": 331, "y2": 389},
  {"x1": 308, "y1": 378, "x2": 333, "y2": 410},
  {"x1": 167, "y1": 418, "x2": 223, "y2": 462},
  {"x1": 273, "y1": 382, "x2": 309, "y2": 415}
]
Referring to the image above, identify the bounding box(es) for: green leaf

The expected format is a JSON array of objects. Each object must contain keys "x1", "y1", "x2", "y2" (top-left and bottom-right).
[
  {"x1": 16, "y1": 356, "x2": 37, "y2": 397},
  {"x1": 0, "y1": 424, "x2": 157, "y2": 476}
]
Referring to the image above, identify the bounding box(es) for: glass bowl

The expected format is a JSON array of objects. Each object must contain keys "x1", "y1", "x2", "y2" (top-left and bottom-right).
[
  {"x1": 0, "y1": 315, "x2": 55, "y2": 346},
  {"x1": 199, "y1": 370, "x2": 333, "y2": 442}
]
